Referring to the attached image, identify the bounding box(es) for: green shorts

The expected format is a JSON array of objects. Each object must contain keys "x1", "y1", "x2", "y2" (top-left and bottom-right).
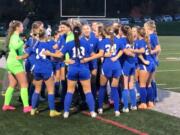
[{"x1": 6, "y1": 63, "x2": 24, "y2": 75}]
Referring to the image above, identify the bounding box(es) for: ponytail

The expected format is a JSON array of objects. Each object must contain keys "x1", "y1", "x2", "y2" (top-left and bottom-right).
[
  {"x1": 73, "y1": 26, "x2": 81, "y2": 58},
  {"x1": 121, "y1": 25, "x2": 133, "y2": 45},
  {"x1": 6, "y1": 20, "x2": 22, "y2": 47}
]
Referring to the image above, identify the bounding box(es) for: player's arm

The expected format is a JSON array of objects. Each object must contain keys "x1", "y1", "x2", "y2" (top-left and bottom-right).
[
  {"x1": 44, "y1": 50, "x2": 64, "y2": 58},
  {"x1": 124, "y1": 48, "x2": 135, "y2": 57},
  {"x1": 151, "y1": 45, "x2": 161, "y2": 55},
  {"x1": 16, "y1": 53, "x2": 29, "y2": 60},
  {"x1": 81, "y1": 50, "x2": 104, "y2": 63},
  {"x1": 111, "y1": 50, "x2": 123, "y2": 62}
]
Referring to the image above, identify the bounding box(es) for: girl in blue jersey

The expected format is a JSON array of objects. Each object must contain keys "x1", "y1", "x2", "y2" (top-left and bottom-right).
[
  {"x1": 44, "y1": 26, "x2": 97, "y2": 118},
  {"x1": 81, "y1": 25, "x2": 123, "y2": 116},
  {"x1": 24, "y1": 21, "x2": 44, "y2": 102},
  {"x1": 132, "y1": 26, "x2": 150, "y2": 96},
  {"x1": 134, "y1": 27, "x2": 155, "y2": 109},
  {"x1": 82, "y1": 24, "x2": 99, "y2": 100},
  {"x1": 48, "y1": 31, "x2": 62, "y2": 97},
  {"x1": 29, "y1": 29, "x2": 61, "y2": 117},
  {"x1": 119, "y1": 25, "x2": 137, "y2": 113},
  {"x1": 144, "y1": 21, "x2": 161, "y2": 103}
]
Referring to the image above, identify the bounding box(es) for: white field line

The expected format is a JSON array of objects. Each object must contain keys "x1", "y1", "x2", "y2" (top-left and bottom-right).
[
  {"x1": 157, "y1": 84, "x2": 167, "y2": 86},
  {"x1": 164, "y1": 87, "x2": 180, "y2": 90},
  {"x1": 157, "y1": 69, "x2": 180, "y2": 73},
  {"x1": 160, "y1": 53, "x2": 180, "y2": 55}
]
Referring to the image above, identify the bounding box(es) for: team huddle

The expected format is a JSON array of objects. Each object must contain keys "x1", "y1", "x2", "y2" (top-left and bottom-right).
[{"x1": 2, "y1": 19, "x2": 161, "y2": 118}]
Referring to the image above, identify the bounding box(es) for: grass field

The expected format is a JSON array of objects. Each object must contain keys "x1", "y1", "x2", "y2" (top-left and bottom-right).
[{"x1": 0, "y1": 36, "x2": 180, "y2": 135}]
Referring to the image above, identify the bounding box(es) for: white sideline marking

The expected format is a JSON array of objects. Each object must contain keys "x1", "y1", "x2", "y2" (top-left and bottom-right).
[
  {"x1": 164, "y1": 87, "x2": 180, "y2": 90},
  {"x1": 160, "y1": 53, "x2": 180, "y2": 55},
  {"x1": 153, "y1": 89, "x2": 180, "y2": 118},
  {"x1": 157, "y1": 84, "x2": 167, "y2": 86},
  {"x1": 157, "y1": 69, "x2": 180, "y2": 73}
]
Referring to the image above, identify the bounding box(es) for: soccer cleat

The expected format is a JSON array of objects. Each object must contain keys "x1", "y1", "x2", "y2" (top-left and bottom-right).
[
  {"x1": 147, "y1": 102, "x2": 154, "y2": 109},
  {"x1": 98, "y1": 108, "x2": 103, "y2": 114},
  {"x1": 30, "y1": 108, "x2": 39, "y2": 116},
  {"x1": 122, "y1": 108, "x2": 129, "y2": 113},
  {"x1": 131, "y1": 106, "x2": 137, "y2": 111},
  {"x1": 63, "y1": 112, "x2": 69, "y2": 118},
  {"x1": 90, "y1": 112, "x2": 97, "y2": 118},
  {"x1": 115, "y1": 111, "x2": 120, "y2": 117},
  {"x1": 49, "y1": 110, "x2": 61, "y2": 117},
  {"x1": 138, "y1": 103, "x2": 147, "y2": 110},
  {"x1": 23, "y1": 106, "x2": 32, "y2": 113},
  {"x1": 2, "y1": 105, "x2": 16, "y2": 111}
]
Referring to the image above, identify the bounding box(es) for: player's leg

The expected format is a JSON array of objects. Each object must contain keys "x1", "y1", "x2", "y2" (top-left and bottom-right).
[
  {"x1": 98, "y1": 74, "x2": 108, "y2": 114},
  {"x1": 45, "y1": 76, "x2": 61, "y2": 117},
  {"x1": 31, "y1": 78, "x2": 42, "y2": 115},
  {"x1": 80, "y1": 79, "x2": 97, "y2": 118},
  {"x1": 129, "y1": 75, "x2": 137, "y2": 110},
  {"x1": 2, "y1": 73, "x2": 17, "y2": 111},
  {"x1": 111, "y1": 77, "x2": 120, "y2": 116},
  {"x1": 15, "y1": 71, "x2": 31, "y2": 113},
  {"x1": 138, "y1": 68, "x2": 149, "y2": 109},
  {"x1": 63, "y1": 79, "x2": 76, "y2": 118}
]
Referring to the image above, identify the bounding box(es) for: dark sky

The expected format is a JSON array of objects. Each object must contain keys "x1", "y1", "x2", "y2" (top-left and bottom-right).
[{"x1": 0, "y1": 0, "x2": 179, "y2": 22}]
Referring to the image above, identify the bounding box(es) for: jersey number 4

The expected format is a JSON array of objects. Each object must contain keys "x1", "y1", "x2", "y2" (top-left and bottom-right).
[{"x1": 36, "y1": 48, "x2": 46, "y2": 59}]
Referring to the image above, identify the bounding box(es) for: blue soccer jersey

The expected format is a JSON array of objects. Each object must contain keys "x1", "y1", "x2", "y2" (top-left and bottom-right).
[
  {"x1": 61, "y1": 38, "x2": 92, "y2": 80},
  {"x1": 98, "y1": 38, "x2": 123, "y2": 78},
  {"x1": 149, "y1": 33, "x2": 159, "y2": 66},
  {"x1": 24, "y1": 37, "x2": 39, "y2": 72},
  {"x1": 33, "y1": 41, "x2": 54, "y2": 74},
  {"x1": 138, "y1": 39, "x2": 156, "y2": 73},
  {"x1": 81, "y1": 35, "x2": 98, "y2": 70}
]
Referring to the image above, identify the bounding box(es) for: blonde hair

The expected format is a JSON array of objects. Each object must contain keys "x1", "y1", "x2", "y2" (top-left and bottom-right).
[
  {"x1": 144, "y1": 20, "x2": 157, "y2": 33},
  {"x1": 7, "y1": 20, "x2": 22, "y2": 46}
]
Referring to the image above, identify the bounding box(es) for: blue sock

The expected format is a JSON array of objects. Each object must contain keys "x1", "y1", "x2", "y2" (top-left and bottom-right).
[
  {"x1": 31, "y1": 92, "x2": 39, "y2": 109},
  {"x1": 55, "y1": 82, "x2": 60, "y2": 96},
  {"x1": 151, "y1": 81, "x2": 157, "y2": 100},
  {"x1": 60, "y1": 80, "x2": 67, "y2": 102},
  {"x1": 129, "y1": 89, "x2": 136, "y2": 107},
  {"x1": 139, "y1": 87, "x2": 147, "y2": 103},
  {"x1": 122, "y1": 89, "x2": 129, "y2": 109},
  {"x1": 29, "y1": 84, "x2": 35, "y2": 103},
  {"x1": 98, "y1": 86, "x2": 106, "y2": 109},
  {"x1": 48, "y1": 94, "x2": 55, "y2": 110},
  {"x1": 85, "y1": 92, "x2": 95, "y2": 112},
  {"x1": 111, "y1": 87, "x2": 119, "y2": 111},
  {"x1": 64, "y1": 92, "x2": 73, "y2": 112},
  {"x1": 135, "y1": 81, "x2": 140, "y2": 93},
  {"x1": 147, "y1": 87, "x2": 153, "y2": 102},
  {"x1": 41, "y1": 82, "x2": 46, "y2": 98}
]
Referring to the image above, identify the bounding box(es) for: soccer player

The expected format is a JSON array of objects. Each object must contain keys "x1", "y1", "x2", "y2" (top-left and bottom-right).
[
  {"x1": 144, "y1": 20, "x2": 161, "y2": 103},
  {"x1": 2, "y1": 20, "x2": 31, "y2": 113},
  {"x1": 24, "y1": 21, "x2": 44, "y2": 102},
  {"x1": 81, "y1": 24, "x2": 99, "y2": 100},
  {"x1": 44, "y1": 26, "x2": 97, "y2": 118},
  {"x1": 135, "y1": 27, "x2": 156, "y2": 109},
  {"x1": 29, "y1": 29, "x2": 61, "y2": 117},
  {"x1": 120, "y1": 25, "x2": 137, "y2": 113}
]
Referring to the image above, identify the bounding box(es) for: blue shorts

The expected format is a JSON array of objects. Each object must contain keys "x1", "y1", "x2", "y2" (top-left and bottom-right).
[
  {"x1": 33, "y1": 71, "x2": 53, "y2": 81},
  {"x1": 67, "y1": 66, "x2": 90, "y2": 81},
  {"x1": 122, "y1": 61, "x2": 136, "y2": 76},
  {"x1": 101, "y1": 64, "x2": 122, "y2": 78},
  {"x1": 52, "y1": 62, "x2": 65, "y2": 72},
  {"x1": 139, "y1": 62, "x2": 156, "y2": 73},
  {"x1": 89, "y1": 59, "x2": 97, "y2": 71},
  {"x1": 25, "y1": 59, "x2": 35, "y2": 73}
]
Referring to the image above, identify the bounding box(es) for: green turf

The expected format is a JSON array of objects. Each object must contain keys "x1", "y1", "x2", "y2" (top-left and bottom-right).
[
  {"x1": 0, "y1": 97, "x2": 180, "y2": 135},
  {"x1": 0, "y1": 36, "x2": 180, "y2": 135},
  {"x1": 156, "y1": 36, "x2": 180, "y2": 92}
]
